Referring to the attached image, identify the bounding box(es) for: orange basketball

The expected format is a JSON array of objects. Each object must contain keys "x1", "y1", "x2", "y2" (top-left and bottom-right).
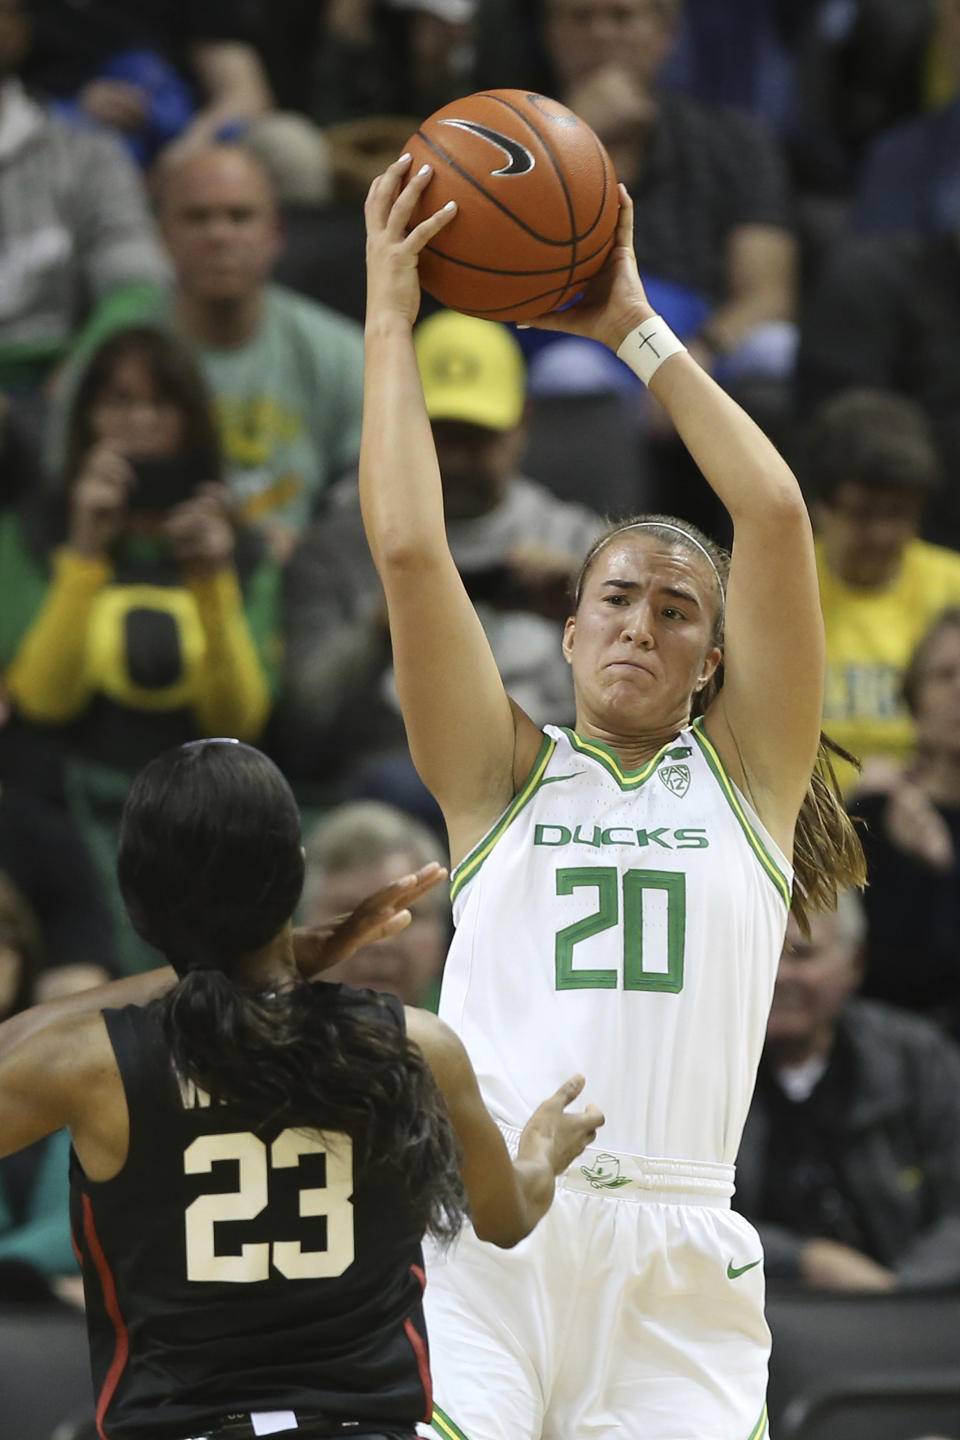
[{"x1": 403, "y1": 89, "x2": 619, "y2": 323}]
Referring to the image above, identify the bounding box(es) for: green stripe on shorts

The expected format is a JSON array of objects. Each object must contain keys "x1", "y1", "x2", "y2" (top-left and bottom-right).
[
  {"x1": 746, "y1": 1401, "x2": 769, "y2": 1440},
  {"x1": 430, "y1": 1404, "x2": 472, "y2": 1440}
]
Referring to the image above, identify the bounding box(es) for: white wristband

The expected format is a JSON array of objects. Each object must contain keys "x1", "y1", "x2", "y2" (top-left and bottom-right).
[{"x1": 616, "y1": 315, "x2": 687, "y2": 386}]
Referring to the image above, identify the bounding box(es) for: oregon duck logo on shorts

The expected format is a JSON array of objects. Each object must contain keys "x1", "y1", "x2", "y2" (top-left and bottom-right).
[
  {"x1": 658, "y1": 746, "x2": 692, "y2": 798},
  {"x1": 580, "y1": 1153, "x2": 632, "y2": 1189}
]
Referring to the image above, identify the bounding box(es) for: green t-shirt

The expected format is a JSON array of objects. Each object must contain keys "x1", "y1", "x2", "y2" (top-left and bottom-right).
[{"x1": 49, "y1": 284, "x2": 365, "y2": 550}]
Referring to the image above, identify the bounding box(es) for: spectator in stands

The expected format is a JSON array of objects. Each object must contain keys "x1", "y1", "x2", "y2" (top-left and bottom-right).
[
  {"x1": 276, "y1": 310, "x2": 602, "y2": 800},
  {"x1": 849, "y1": 609, "x2": 960, "y2": 1038},
  {"x1": 797, "y1": 214, "x2": 960, "y2": 548},
  {"x1": 21, "y1": 0, "x2": 273, "y2": 164},
  {"x1": 0, "y1": 0, "x2": 168, "y2": 388},
  {"x1": 787, "y1": 0, "x2": 937, "y2": 198},
  {"x1": 735, "y1": 891, "x2": 960, "y2": 1292},
  {"x1": 542, "y1": 0, "x2": 798, "y2": 381},
  {"x1": 259, "y1": 1, "x2": 532, "y2": 323},
  {"x1": 1, "y1": 325, "x2": 276, "y2": 772},
  {"x1": 3, "y1": 326, "x2": 279, "y2": 973},
  {"x1": 663, "y1": 1, "x2": 941, "y2": 199},
  {"x1": 51, "y1": 144, "x2": 365, "y2": 561},
  {"x1": 804, "y1": 389, "x2": 960, "y2": 786},
  {"x1": 0, "y1": 397, "x2": 121, "y2": 980},
  {"x1": 854, "y1": 0, "x2": 960, "y2": 236},
  {"x1": 0, "y1": 771, "x2": 119, "y2": 979},
  {"x1": 314, "y1": 0, "x2": 476, "y2": 126},
  {"x1": 0, "y1": 873, "x2": 75, "y2": 1295},
  {"x1": 300, "y1": 801, "x2": 448, "y2": 1009}
]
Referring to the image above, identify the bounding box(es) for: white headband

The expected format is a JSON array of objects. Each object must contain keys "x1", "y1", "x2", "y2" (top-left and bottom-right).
[{"x1": 591, "y1": 521, "x2": 726, "y2": 608}]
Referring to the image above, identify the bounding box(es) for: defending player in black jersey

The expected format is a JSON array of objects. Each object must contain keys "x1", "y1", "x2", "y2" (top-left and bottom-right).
[{"x1": 0, "y1": 740, "x2": 602, "y2": 1440}]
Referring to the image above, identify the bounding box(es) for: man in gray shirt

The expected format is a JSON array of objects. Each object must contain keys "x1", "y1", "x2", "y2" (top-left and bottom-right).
[
  {"x1": 0, "y1": 0, "x2": 168, "y2": 387},
  {"x1": 277, "y1": 310, "x2": 603, "y2": 797}
]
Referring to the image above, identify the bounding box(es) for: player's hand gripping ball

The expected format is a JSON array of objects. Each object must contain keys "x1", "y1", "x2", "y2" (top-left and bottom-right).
[{"x1": 403, "y1": 89, "x2": 619, "y2": 322}]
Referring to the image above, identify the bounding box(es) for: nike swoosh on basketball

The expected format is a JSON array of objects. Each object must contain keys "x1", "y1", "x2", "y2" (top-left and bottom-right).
[
  {"x1": 438, "y1": 118, "x2": 535, "y2": 176},
  {"x1": 727, "y1": 1258, "x2": 762, "y2": 1280}
]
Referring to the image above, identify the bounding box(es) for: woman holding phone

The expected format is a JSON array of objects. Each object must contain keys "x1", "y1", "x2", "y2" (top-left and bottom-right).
[
  {"x1": 0, "y1": 324, "x2": 279, "y2": 973},
  {"x1": 1, "y1": 324, "x2": 275, "y2": 763}
]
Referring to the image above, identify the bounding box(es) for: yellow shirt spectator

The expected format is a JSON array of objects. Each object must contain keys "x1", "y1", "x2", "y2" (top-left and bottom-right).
[{"x1": 818, "y1": 537, "x2": 960, "y2": 777}]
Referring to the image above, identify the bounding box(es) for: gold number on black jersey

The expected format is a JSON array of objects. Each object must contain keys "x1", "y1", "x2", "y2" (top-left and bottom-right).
[{"x1": 183, "y1": 1128, "x2": 355, "y2": 1282}]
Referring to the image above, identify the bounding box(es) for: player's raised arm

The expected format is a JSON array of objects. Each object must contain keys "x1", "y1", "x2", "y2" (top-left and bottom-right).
[
  {"x1": 642, "y1": 344, "x2": 821, "y2": 851},
  {"x1": 530, "y1": 187, "x2": 822, "y2": 853},
  {"x1": 361, "y1": 158, "x2": 546, "y2": 862},
  {"x1": 406, "y1": 1008, "x2": 603, "y2": 1247}
]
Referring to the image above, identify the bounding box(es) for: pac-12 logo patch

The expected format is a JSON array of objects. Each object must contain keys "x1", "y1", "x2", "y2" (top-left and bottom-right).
[
  {"x1": 658, "y1": 763, "x2": 690, "y2": 798},
  {"x1": 438, "y1": 118, "x2": 536, "y2": 176}
]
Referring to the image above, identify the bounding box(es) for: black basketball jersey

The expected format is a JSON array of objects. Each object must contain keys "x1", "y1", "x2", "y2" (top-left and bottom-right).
[{"x1": 70, "y1": 987, "x2": 432, "y2": 1440}]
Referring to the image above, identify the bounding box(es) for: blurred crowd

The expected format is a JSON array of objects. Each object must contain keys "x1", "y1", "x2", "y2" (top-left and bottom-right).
[{"x1": 2, "y1": 0, "x2": 960, "y2": 1422}]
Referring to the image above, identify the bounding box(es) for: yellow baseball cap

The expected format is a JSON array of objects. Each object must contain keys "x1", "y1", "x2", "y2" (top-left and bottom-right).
[{"x1": 415, "y1": 310, "x2": 527, "y2": 432}]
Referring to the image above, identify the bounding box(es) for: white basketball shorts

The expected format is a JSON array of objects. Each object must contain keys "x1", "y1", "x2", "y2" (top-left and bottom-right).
[{"x1": 417, "y1": 1148, "x2": 770, "y2": 1440}]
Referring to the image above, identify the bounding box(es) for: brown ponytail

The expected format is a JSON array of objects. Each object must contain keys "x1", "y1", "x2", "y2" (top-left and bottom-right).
[{"x1": 786, "y1": 734, "x2": 867, "y2": 932}]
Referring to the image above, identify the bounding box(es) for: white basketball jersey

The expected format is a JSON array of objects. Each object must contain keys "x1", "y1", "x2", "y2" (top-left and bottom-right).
[{"x1": 441, "y1": 719, "x2": 792, "y2": 1165}]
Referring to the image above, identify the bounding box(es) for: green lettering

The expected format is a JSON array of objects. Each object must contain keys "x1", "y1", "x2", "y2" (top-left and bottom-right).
[
  {"x1": 573, "y1": 825, "x2": 603, "y2": 848},
  {"x1": 623, "y1": 870, "x2": 686, "y2": 993},
  {"x1": 535, "y1": 824, "x2": 571, "y2": 846},
  {"x1": 553, "y1": 865, "x2": 687, "y2": 994},
  {"x1": 674, "y1": 828, "x2": 709, "y2": 849},
  {"x1": 601, "y1": 827, "x2": 636, "y2": 846},
  {"x1": 635, "y1": 827, "x2": 671, "y2": 848},
  {"x1": 555, "y1": 867, "x2": 619, "y2": 989}
]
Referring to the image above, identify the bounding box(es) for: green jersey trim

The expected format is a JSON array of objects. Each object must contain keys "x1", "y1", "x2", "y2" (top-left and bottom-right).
[
  {"x1": 450, "y1": 733, "x2": 556, "y2": 903},
  {"x1": 431, "y1": 1404, "x2": 472, "y2": 1440},
  {"x1": 746, "y1": 1402, "x2": 769, "y2": 1440},
  {"x1": 560, "y1": 727, "x2": 676, "y2": 789},
  {"x1": 691, "y1": 719, "x2": 792, "y2": 910}
]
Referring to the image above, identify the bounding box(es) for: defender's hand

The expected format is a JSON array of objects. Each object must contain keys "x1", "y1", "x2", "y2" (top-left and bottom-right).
[
  {"x1": 518, "y1": 1075, "x2": 605, "y2": 1177},
  {"x1": 294, "y1": 861, "x2": 448, "y2": 978}
]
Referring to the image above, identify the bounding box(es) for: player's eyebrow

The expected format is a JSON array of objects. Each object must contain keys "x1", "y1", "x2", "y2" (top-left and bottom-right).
[{"x1": 601, "y1": 578, "x2": 701, "y2": 609}]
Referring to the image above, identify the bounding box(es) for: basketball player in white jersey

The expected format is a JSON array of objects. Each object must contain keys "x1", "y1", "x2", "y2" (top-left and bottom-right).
[{"x1": 360, "y1": 158, "x2": 865, "y2": 1440}]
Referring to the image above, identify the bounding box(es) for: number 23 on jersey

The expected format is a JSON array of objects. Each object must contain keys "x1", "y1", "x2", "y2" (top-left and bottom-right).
[{"x1": 183, "y1": 1128, "x2": 355, "y2": 1283}]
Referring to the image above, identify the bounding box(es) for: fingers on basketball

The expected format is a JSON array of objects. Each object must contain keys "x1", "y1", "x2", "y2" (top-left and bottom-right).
[
  {"x1": 365, "y1": 152, "x2": 413, "y2": 223},
  {"x1": 407, "y1": 199, "x2": 458, "y2": 252}
]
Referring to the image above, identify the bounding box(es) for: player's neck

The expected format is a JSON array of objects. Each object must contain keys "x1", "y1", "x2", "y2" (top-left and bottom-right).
[
  {"x1": 573, "y1": 712, "x2": 689, "y2": 771},
  {"x1": 231, "y1": 922, "x2": 298, "y2": 989}
]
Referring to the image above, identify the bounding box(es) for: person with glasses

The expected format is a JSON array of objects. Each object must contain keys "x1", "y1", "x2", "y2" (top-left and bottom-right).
[{"x1": 804, "y1": 388, "x2": 960, "y2": 791}]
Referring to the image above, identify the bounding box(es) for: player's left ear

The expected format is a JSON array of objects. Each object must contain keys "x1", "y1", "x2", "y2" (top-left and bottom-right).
[
  {"x1": 695, "y1": 645, "x2": 722, "y2": 692},
  {"x1": 562, "y1": 614, "x2": 576, "y2": 665}
]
